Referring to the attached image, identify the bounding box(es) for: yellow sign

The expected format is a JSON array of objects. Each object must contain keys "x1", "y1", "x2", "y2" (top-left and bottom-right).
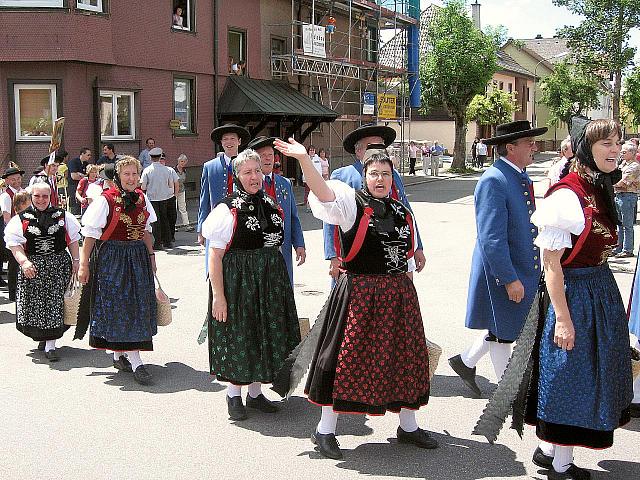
[
  {"x1": 169, "y1": 119, "x2": 182, "y2": 130},
  {"x1": 378, "y1": 94, "x2": 397, "y2": 119}
]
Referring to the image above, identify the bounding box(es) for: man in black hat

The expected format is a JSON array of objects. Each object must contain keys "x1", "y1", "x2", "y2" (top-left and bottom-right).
[
  {"x1": 0, "y1": 165, "x2": 26, "y2": 298},
  {"x1": 449, "y1": 120, "x2": 546, "y2": 397},
  {"x1": 197, "y1": 124, "x2": 250, "y2": 271},
  {"x1": 322, "y1": 124, "x2": 424, "y2": 280},
  {"x1": 30, "y1": 154, "x2": 61, "y2": 207}
]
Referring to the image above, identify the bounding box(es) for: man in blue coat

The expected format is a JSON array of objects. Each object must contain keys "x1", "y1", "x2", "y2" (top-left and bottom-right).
[
  {"x1": 323, "y1": 125, "x2": 425, "y2": 279},
  {"x1": 197, "y1": 124, "x2": 251, "y2": 272},
  {"x1": 248, "y1": 136, "x2": 306, "y2": 285},
  {"x1": 449, "y1": 121, "x2": 547, "y2": 397}
]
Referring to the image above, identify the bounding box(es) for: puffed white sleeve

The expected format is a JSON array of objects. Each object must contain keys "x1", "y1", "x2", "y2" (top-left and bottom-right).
[
  {"x1": 4, "y1": 214, "x2": 26, "y2": 247},
  {"x1": 531, "y1": 188, "x2": 585, "y2": 251},
  {"x1": 308, "y1": 180, "x2": 357, "y2": 232},
  {"x1": 64, "y1": 212, "x2": 82, "y2": 243},
  {"x1": 81, "y1": 195, "x2": 109, "y2": 239},
  {"x1": 0, "y1": 193, "x2": 11, "y2": 214},
  {"x1": 201, "y1": 203, "x2": 234, "y2": 249},
  {"x1": 143, "y1": 194, "x2": 157, "y2": 232}
]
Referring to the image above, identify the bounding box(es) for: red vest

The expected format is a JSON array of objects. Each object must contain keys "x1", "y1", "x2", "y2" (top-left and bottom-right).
[
  {"x1": 102, "y1": 187, "x2": 150, "y2": 241},
  {"x1": 7, "y1": 187, "x2": 16, "y2": 217}
]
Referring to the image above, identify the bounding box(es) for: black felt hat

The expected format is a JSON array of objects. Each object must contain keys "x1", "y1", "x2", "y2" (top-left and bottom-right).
[
  {"x1": 343, "y1": 124, "x2": 396, "y2": 154},
  {"x1": 246, "y1": 136, "x2": 279, "y2": 151},
  {"x1": 210, "y1": 124, "x2": 251, "y2": 145},
  {"x1": 39, "y1": 153, "x2": 62, "y2": 167},
  {"x1": 1, "y1": 167, "x2": 25, "y2": 179},
  {"x1": 99, "y1": 163, "x2": 116, "y2": 181},
  {"x1": 484, "y1": 121, "x2": 548, "y2": 146}
]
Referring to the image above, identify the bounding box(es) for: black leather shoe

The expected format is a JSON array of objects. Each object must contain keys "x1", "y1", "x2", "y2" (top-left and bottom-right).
[
  {"x1": 113, "y1": 356, "x2": 133, "y2": 373},
  {"x1": 630, "y1": 403, "x2": 640, "y2": 418},
  {"x1": 133, "y1": 365, "x2": 153, "y2": 385},
  {"x1": 37, "y1": 341, "x2": 46, "y2": 351},
  {"x1": 532, "y1": 446, "x2": 554, "y2": 469},
  {"x1": 45, "y1": 350, "x2": 59, "y2": 362},
  {"x1": 246, "y1": 393, "x2": 279, "y2": 413},
  {"x1": 311, "y1": 431, "x2": 343, "y2": 459},
  {"x1": 448, "y1": 354, "x2": 482, "y2": 397},
  {"x1": 164, "y1": 242, "x2": 175, "y2": 249},
  {"x1": 547, "y1": 464, "x2": 591, "y2": 480},
  {"x1": 396, "y1": 427, "x2": 439, "y2": 449},
  {"x1": 227, "y1": 395, "x2": 248, "y2": 421}
]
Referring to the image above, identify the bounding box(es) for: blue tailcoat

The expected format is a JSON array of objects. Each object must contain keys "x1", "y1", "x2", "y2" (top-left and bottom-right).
[
  {"x1": 322, "y1": 160, "x2": 423, "y2": 259},
  {"x1": 628, "y1": 258, "x2": 640, "y2": 339},
  {"x1": 464, "y1": 159, "x2": 541, "y2": 341},
  {"x1": 271, "y1": 174, "x2": 305, "y2": 285},
  {"x1": 198, "y1": 153, "x2": 231, "y2": 275}
]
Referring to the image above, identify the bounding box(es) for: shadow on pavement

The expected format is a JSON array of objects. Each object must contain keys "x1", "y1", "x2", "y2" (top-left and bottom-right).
[
  {"x1": 27, "y1": 345, "x2": 113, "y2": 371},
  {"x1": 430, "y1": 374, "x2": 496, "y2": 399},
  {"x1": 88, "y1": 361, "x2": 225, "y2": 394},
  {"x1": 0, "y1": 309, "x2": 15, "y2": 324},
  {"x1": 597, "y1": 459, "x2": 640, "y2": 478},
  {"x1": 234, "y1": 394, "x2": 373, "y2": 439},
  {"x1": 299, "y1": 430, "x2": 526, "y2": 479},
  {"x1": 620, "y1": 418, "x2": 640, "y2": 432}
]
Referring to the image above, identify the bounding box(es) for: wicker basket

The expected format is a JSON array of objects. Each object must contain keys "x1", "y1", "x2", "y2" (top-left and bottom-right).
[
  {"x1": 632, "y1": 347, "x2": 640, "y2": 380},
  {"x1": 426, "y1": 338, "x2": 442, "y2": 380},
  {"x1": 154, "y1": 273, "x2": 172, "y2": 327},
  {"x1": 299, "y1": 317, "x2": 310, "y2": 338},
  {"x1": 63, "y1": 275, "x2": 81, "y2": 326}
]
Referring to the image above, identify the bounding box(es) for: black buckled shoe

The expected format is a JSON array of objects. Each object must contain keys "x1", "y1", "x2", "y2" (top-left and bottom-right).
[
  {"x1": 133, "y1": 365, "x2": 153, "y2": 385},
  {"x1": 246, "y1": 393, "x2": 279, "y2": 413},
  {"x1": 113, "y1": 356, "x2": 133, "y2": 372},
  {"x1": 630, "y1": 403, "x2": 640, "y2": 418},
  {"x1": 44, "y1": 350, "x2": 59, "y2": 362},
  {"x1": 448, "y1": 354, "x2": 482, "y2": 397},
  {"x1": 311, "y1": 431, "x2": 343, "y2": 460},
  {"x1": 547, "y1": 464, "x2": 591, "y2": 480},
  {"x1": 227, "y1": 395, "x2": 248, "y2": 421},
  {"x1": 396, "y1": 427, "x2": 439, "y2": 449},
  {"x1": 532, "y1": 446, "x2": 554, "y2": 469},
  {"x1": 37, "y1": 341, "x2": 46, "y2": 351}
]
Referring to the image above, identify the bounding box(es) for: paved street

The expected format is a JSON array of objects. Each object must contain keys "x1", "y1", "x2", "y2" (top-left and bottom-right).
[{"x1": 1, "y1": 157, "x2": 638, "y2": 480}]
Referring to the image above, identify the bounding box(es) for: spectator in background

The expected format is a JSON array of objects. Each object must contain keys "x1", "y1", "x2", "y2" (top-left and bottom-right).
[
  {"x1": 408, "y1": 141, "x2": 418, "y2": 175},
  {"x1": 475, "y1": 139, "x2": 488, "y2": 168},
  {"x1": 139, "y1": 138, "x2": 155, "y2": 170},
  {"x1": 67, "y1": 147, "x2": 92, "y2": 215},
  {"x1": 55, "y1": 150, "x2": 69, "y2": 209},
  {"x1": 76, "y1": 164, "x2": 102, "y2": 215},
  {"x1": 429, "y1": 140, "x2": 444, "y2": 176},
  {"x1": 318, "y1": 148, "x2": 330, "y2": 180},
  {"x1": 303, "y1": 145, "x2": 323, "y2": 210},
  {"x1": 96, "y1": 143, "x2": 116, "y2": 165},
  {"x1": 172, "y1": 6, "x2": 184, "y2": 27},
  {"x1": 613, "y1": 141, "x2": 640, "y2": 258},
  {"x1": 471, "y1": 137, "x2": 479, "y2": 167},
  {"x1": 173, "y1": 154, "x2": 192, "y2": 231},
  {"x1": 30, "y1": 156, "x2": 61, "y2": 207},
  {"x1": 545, "y1": 136, "x2": 573, "y2": 191}
]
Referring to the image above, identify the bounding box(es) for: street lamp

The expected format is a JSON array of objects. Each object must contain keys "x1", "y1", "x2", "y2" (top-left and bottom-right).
[{"x1": 532, "y1": 51, "x2": 570, "y2": 127}]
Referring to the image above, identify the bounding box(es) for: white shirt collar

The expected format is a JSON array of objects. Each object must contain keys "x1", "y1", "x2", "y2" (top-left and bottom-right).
[
  {"x1": 500, "y1": 156, "x2": 523, "y2": 173},
  {"x1": 9, "y1": 186, "x2": 19, "y2": 194}
]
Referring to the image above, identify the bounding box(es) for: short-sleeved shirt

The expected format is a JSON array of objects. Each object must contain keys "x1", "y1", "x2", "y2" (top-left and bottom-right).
[
  {"x1": 141, "y1": 162, "x2": 178, "y2": 201},
  {"x1": 67, "y1": 156, "x2": 87, "y2": 193}
]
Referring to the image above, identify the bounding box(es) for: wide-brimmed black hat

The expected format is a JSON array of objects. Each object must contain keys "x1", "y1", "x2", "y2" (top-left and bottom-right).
[
  {"x1": 343, "y1": 124, "x2": 396, "y2": 154},
  {"x1": 99, "y1": 163, "x2": 116, "y2": 181},
  {"x1": 210, "y1": 124, "x2": 251, "y2": 145},
  {"x1": 39, "y1": 153, "x2": 62, "y2": 167},
  {"x1": 246, "y1": 136, "x2": 279, "y2": 152},
  {"x1": 484, "y1": 120, "x2": 548, "y2": 146},
  {"x1": 1, "y1": 167, "x2": 25, "y2": 179}
]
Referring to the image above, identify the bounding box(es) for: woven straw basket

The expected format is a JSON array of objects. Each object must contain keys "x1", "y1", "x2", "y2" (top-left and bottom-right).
[
  {"x1": 426, "y1": 338, "x2": 442, "y2": 379},
  {"x1": 155, "y1": 273, "x2": 172, "y2": 327},
  {"x1": 63, "y1": 275, "x2": 81, "y2": 326}
]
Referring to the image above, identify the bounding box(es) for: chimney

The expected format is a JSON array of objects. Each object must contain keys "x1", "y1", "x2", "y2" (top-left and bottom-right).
[{"x1": 471, "y1": 1, "x2": 481, "y2": 30}]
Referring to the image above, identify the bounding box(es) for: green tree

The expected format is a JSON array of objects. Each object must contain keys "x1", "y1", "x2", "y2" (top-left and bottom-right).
[
  {"x1": 467, "y1": 88, "x2": 518, "y2": 138},
  {"x1": 553, "y1": 0, "x2": 640, "y2": 121},
  {"x1": 420, "y1": 0, "x2": 498, "y2": 169},
  {"x1": 623, "y1": 66, "x2": 640, "y2": 129},
  {"x1": 538, "y1": 61, "x2": 601, "y2": 132}
]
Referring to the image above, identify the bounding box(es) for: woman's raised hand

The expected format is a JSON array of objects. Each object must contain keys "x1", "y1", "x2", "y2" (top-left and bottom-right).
[{"x1": 273, "y1": 138, "x2": 309, "y2": 161}]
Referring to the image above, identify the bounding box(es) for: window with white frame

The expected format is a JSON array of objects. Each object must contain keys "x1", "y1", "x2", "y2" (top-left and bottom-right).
[
  {"x1": 173, "y1": 78, "x2": 195, "y2": 133},
  {"x1": 172, "y1": 0, "x2": 193, "y2": 32},
  {"x1": 14, "y1": 84, "x2": 57, "y2": 141},
  {"x1": 99, "y1": 91, "x2": 135, "y2": 140},
  {"x1": 0, "y1": 0, "x2": 63, "y2": 6},
  {"x1": 76, "y1": 0, "x2": 103, "y2": 12}
]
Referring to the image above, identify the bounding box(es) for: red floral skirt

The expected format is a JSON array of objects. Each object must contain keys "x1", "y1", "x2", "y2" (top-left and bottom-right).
[{"x1": 304, "y1": 273, "x2": 430, "y2": 415}]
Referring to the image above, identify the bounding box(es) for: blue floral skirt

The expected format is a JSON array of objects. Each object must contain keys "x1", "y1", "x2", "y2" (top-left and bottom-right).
[
  {"x1": 89, "y1": 240, "x2": 157, "y2": 351},
  {"x1": 535, "y1": 264, "x2": 633, "y2": 448}
]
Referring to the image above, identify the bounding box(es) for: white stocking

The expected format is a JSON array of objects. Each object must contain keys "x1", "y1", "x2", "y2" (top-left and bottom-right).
[
  {"x1": 488, "y1": 341, "x2": 512, "y2": 380},
  {"x1": 552, "y1": 445, "x2": 574, "y2": 473},
  {"x1": 45, "y1": 340, "x2": 56, "y2": 352},
  {"x1": 460, "y1": 334, "x2": 490, "y2": 368},
  {"x1": 227, "y1": 384, "x2": 242, "y2": 398},
  {"x1": 317, "y1": 406, "x2": 339, "y2": 435},
  {"x1": 539, "y1": 441, "x2": 555, "y2": 457},
  {"x1": 398, "y1": 408, "x2": 419, "y2": 432},
  {"x1": 248, "y1": 382, "x2": 262, "y2": 398},
  {"x1": 126, "y1": 350, "x2": 143, "y2": 371}
]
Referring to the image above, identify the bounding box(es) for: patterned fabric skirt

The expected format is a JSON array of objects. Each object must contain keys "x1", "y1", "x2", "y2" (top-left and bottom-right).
[
  {"x1": 16, "y1": 250, "x2": 71, "y2": 341},
  {"x1": 533, "y1": 264, "x2": 633, "y2": 448},
  {"x1": 208, "y1": 247, "x2": 300, "y2": 385},
  {"x1": 305, "y1": 273, "x2": 430, "y2": 415},
  {"x1": 89, "y1": 240, "x2": 157, "y2": 351}
]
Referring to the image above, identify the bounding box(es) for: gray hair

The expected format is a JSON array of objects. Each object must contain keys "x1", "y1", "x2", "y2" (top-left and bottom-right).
[
  {"x1": 232, "y1": 149, "x2": 261, "y2": 176},
  {"x1": 560, "y1": 135, "x2": 572, "y2": 154},
  {"x1": 177, "y1": 153, "x2": 188, "y2": 162},
  {"x1": 28, "y1": 180, "x2": 52, "y2": 194},
  {"x1": 622, "y1": 141, "x2": 638, "y2": 156}
]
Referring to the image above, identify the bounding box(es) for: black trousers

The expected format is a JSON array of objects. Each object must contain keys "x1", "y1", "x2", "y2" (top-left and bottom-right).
[
  {"x1": 67, "y1": 184, "x2": 80, "y2": 215},
  {"x1": 409, "y1": 157, "x2": 416, "y2": 175},
  {"x1": 167, "y1": 196, "x2": 177, "y2": 241},
  {"x1": 151, "y1": 199, "x2": 172, "y2": 246}
]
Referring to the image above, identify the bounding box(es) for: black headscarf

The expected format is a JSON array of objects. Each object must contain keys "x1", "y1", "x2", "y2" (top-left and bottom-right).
[
  {"x1": 231, "y1": 164, "x2": 275, "y2": 230},
  {"x1": 360, "y1": 146, "x2": 396, "y2": 231},
  {"x1": 567, "y1": 116, "x2": 621, "y2": 225},
  {"x1": 113, "y1": 171, "x2": 140, "y2": 213}
]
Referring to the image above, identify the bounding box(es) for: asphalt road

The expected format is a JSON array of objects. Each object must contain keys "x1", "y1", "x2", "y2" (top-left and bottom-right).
[{"x1": 1, "y1": 158, "x2": 638, "y2": 480}]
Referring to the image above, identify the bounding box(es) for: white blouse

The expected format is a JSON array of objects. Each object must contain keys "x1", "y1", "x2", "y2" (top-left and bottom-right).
[
  {"x1": 531, "y1": 188, "x2": 585, "y2": 251},
  {"x1": 4, "y1": 210, "x2": 81, "y2": 247},
  {"x1": 81, "y1": 194, "x2": 157, "y2": 239},
  {"x1": 309, "y1": 180, "x2": 418, "y2": 271},
  {"x1": 201, "y1": 203, "x2": 235, "y2": 249}
]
